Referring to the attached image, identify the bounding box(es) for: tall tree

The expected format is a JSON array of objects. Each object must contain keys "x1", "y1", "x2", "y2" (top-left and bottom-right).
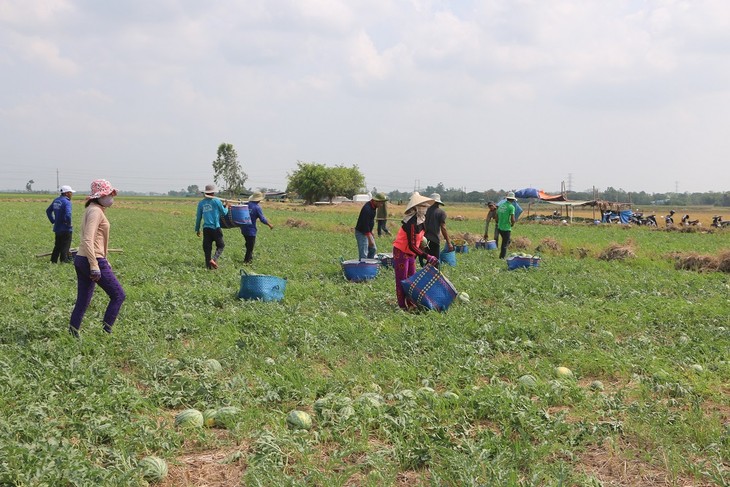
[
  {"x1": 212, "y1": 143, "x2": 248, "y2": 198},
  {"x1": 287, "y1": 162, "x2": 366, "y2": 204},
  {"x1": 287, "y1": 162, "x2": 329, "y2": 204}
]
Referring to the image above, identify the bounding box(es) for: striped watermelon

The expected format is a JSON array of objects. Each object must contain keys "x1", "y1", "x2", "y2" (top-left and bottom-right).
[
  {"x1": 139, "y1": 456, "x2": 168, "y2": 483},
  {"x1": 286, "y1": 410, "x2": 312, "y2": 430},
  {"x1": 175, "y1": 408, "x2": 204, "y2": 428}
]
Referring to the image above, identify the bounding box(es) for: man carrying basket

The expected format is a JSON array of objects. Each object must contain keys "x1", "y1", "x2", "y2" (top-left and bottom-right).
[{"x1": 195, "y1": 184, "x2": 229, "y2": 269}]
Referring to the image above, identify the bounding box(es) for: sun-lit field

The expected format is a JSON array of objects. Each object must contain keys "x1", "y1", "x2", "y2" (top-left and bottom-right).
[{"x1": 1, "y1": 194, "x2": 728, "y2": 486}]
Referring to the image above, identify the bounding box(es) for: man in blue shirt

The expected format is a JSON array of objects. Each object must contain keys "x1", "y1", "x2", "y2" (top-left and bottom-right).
[
  {"x1": 46, "y1": 185, "x2": 75, "y2": 263},
  {"x1": 195, "y1": 184, "x2": 229, "y2": 269},
  {"x1": 354, "y1": 193, "x2": 387, "y2": 259},
  {"x1": 239, "y1": 192, "x2": 274, "y2": 264}
]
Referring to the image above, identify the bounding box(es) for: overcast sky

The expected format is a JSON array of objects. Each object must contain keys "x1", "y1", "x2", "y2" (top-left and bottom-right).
[{"x1": 2, "y1": 0, "x2": 729, "y2": 195}]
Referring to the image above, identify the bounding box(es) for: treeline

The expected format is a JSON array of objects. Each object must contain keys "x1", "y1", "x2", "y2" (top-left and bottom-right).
[{"x1": 381, "y1": 184, "x2": 730, "y2": 207}]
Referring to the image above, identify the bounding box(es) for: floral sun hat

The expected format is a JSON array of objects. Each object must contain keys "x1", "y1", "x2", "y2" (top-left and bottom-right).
[{"x1": 88, "y1": 179, "x2": 117, "y2": 199}]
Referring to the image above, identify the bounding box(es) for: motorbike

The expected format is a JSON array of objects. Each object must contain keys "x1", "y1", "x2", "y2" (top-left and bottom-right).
[
  {"x1": 681, "y1": 214, "x2": 700, "y2": 226},
  {"x1": 602, "y1": 211, "x2": 620, "y2": 224},
  {"x1": 711, "y1": 215, "x2": 730, "y2": 228},
  {"x1": 629, "y1": 212, "x2": 657, "y2": 226}
]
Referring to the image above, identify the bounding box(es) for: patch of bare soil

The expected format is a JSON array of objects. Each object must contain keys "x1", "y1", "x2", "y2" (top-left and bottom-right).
[
  {"x1": 577, "y1": 438, "x2": 716, "y2": 487},
  {"x1": 160, "y1": 447, "x2": 247, "y2": 487}
]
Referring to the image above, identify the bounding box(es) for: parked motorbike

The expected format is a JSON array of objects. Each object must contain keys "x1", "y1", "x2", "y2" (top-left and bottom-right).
[
  {"x1": 602, "y1": 211, "x2": 620, "y2": 224},
  {"x1": 711, "y1": 215, "x2": 730, "y2": 228},
  {"x1": 681, "y1": 214, "x2": 700, "y2": 226},
  {"x1": 629, "y1": 212, "x2": 657, "y2": 226}
]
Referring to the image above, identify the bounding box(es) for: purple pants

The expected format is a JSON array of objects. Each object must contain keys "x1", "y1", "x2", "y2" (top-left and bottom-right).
[
  {"x1": 393, "y1": 247, "x2": 416, "y2": 309},
  {"x1": 70, "y1": 256, "x2": 126, "y2": 331}
]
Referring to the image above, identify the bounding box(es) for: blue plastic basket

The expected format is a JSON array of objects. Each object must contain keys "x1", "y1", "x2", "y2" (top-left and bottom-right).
[
  {"x1": 440, "y1": 248, "x2": 457, "y2": 266},
  {"x1": 231, "y1": 204, "x2": 252, "y2": 225},
  {"x1": 341, "y1": 259, "x2": 380, "y2": 282},
  {"x1": 400, "y1": 264, "x2": 458, "y2": 311},
  {"x1": 506, "y1": 256, "x2": 540, "y2": 270},
  {"x1": 238, "y1": 270, "x2": 287, "y2": 301}
]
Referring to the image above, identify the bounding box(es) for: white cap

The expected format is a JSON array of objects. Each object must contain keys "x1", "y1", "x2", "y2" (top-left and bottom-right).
[{"x1": 59, "y1": 185, "x2": 75, "y2": 194}]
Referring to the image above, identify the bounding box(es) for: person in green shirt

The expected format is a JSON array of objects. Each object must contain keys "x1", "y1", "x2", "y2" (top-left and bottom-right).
[{"x1": 496, "y1": 191, "x2": 517, "y2": 259}]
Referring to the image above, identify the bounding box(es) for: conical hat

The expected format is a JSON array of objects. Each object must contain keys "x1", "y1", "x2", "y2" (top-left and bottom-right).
[{"x1": 405, "y1": 192, "x2": 435, "y2": 213}]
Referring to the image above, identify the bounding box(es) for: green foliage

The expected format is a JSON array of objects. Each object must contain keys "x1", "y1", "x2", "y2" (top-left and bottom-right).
[
  {"x1": 286, "y1": 161, "x2": 365, "y2": 204},
  {"x1": 0, "y1": 195, "x2": 728, "y2": 485},
  {"x1": 212, "y1": 142, "x2": 248, "y2": 198}
]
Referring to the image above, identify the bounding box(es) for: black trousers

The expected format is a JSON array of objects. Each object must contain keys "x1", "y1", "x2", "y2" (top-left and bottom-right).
[
  {"x1": 51, "y1": 231, "x2": 73, "y2": 263},
  {"x1": 243, "y1": 234, "x2": 256, "y2": 263},
  {"x1": 202, "y1": 227, "x2": 225, "y2": 267},
  {"x1": 377, "y1": 220, "x2": 390, "y2": 236},
  {"x1": 498, "y1": 229, "x2": 511, "y2": 259}
]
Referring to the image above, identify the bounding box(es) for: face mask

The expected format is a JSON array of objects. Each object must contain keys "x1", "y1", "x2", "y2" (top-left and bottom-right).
[
  {"x1": 98, "y1": 195, "x2": 114, "y2": 207},
  {"x1": 416, "y1": 206, "x2": 428, "y2": 217}
]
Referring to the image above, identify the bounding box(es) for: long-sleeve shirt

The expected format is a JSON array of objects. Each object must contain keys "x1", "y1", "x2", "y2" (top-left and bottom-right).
[
  {"x1": 46, "y1": 195, "x2": 73, "y2": 233},
  {"x1": 354, "y1": 201, "x2": 377, "y2": 237},
  {"x1": 393, "y1": 217, "x2": 428, "y2": 257},
  {"x1": 484, "y1": 208, "x2": 497, "y2": 237},
  {"x1": 239, "y1": 201, "x2": 270, "y2": 237},
  {"x1": 195, "y1": 197, "x2": 228, "y2": 232},
  {"x1": 77, "y1": 204, "x2": 110, "y2": 272}
]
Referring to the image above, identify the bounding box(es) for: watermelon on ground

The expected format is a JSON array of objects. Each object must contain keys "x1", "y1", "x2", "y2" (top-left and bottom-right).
[
  {"x1": 175, "y1": 408, "x2": 204, "y2": 428},
  {"x1": 286, "y1": 410, "x2": 313, "y2": 430},
  {"x1": 139, "y1": 456, "x2": 168, "y2": 483}
]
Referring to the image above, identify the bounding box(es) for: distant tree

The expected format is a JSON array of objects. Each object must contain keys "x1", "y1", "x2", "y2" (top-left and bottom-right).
[
  {"x1": 287, "y1": 162, "x2": 329, "y2": 204},
  {"x1": 287, "y1": 162, "x2": 366, "y2": 204},
  {"x1": 327, "y1": 165, "x2": 366, "y2": 201},
  {"x1": 26, "y1": 179, "x2": 34, "y2": 192},
  {"x1": 212, "y1": 143, "x2": 248, "y2": 198},
  {"x1": 187, "y1": 184, "x2": 200, "y2": 195}
]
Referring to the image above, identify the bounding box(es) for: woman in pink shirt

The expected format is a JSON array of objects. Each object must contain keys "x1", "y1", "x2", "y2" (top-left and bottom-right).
[
  {"x1": 69, "y1": 179, "x2": 126, "y2": 337},
  {"x1": 392, "y1": 193, "x2": 437, "y2": 309}
]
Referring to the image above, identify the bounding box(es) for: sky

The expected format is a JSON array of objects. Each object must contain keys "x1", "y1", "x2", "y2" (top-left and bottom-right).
[{"x1": 1, "y1": 0, "x2": 729, "y2": 196}]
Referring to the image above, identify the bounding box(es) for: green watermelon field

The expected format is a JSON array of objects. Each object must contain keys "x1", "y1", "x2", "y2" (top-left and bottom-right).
[{"x1": 0, "y1": 194, "x2": 728, "y2": 486}]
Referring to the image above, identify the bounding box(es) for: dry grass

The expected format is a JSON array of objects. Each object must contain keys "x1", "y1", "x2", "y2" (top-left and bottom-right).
[
  {"x1": 672, "y1": 249, "x2": 730, "y2": 273},
  {"x1": 511, "y1": 236, "x2": 532, "y2": 250},
  {"x1": 535, "y1": 237, "x2": 561, "y2": 253},
  {"x1": 451, "y1": 232, "x2": 481, "y2": 245},
  {"x1": 285, "y1": 218, "x2": 310, "y2": 228},
  {"x1": 160, "y1": 447, "x2": 247, "y2": 487},
  {"x1": 577, "y1": 438, "x2": 716, "y2": 487},
  {"x1": 599, "y1": 242, "x2": 637, "y2": 261}
]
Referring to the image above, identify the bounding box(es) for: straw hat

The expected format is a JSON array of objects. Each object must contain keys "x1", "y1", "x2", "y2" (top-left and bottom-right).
[
  {"x1": 505, "y1": 191, "x2": 516, "y2": 201},
  {"x1": 405, "y1": 192, "x2": 435, "y2": 213},
  {"x1": 88, "y1": 179, "x2": 117, "y2": 199},
  {"x1": 248, "y1": 191, "x2": 265, "y2": 202},
  {"x1": 429, "y1": 193, "x2": 444, "y2": 205}
]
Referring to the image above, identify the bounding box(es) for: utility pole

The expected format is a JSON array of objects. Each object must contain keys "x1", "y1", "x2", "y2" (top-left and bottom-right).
[
  {"x1": 56, "y1": 168, "x2": 59, "y2": 190},
  {"x1": 567, "y1": 173, "x2": 573, "y2": 192}
]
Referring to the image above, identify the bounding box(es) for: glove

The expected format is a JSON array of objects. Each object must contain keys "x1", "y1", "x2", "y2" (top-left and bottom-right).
[
  {"x1": 426, "y1": 255, "x2": 439, "y2": 266},
  {"x1": 90, "y1": 270, "x2": 101, "y2": 282}
]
